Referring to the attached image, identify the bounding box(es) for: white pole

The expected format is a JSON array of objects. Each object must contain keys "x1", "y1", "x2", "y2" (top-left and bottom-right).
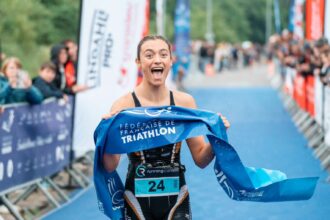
[
  {"x1": 156, "y1": 0, "x2": 165, "y2": 36},
  {"x1": 205, "y1": 0, "x2": 214, "y2": 43},
  {"x1": 325, "y1": 0, "x2": 330, "y2": 40}
]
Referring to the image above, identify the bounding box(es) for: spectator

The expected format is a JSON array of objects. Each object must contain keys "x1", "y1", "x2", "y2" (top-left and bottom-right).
[
  {"x1": 62, "y1": 39, "x2": 78, "y2": 88},
  {"x1": 320, "y1": 50, "x2": 330, "y2": 85},
  {"x1": 1, "y1": 57, "x2": 43, "y2": 104},
  {"x1": 50, "y1": 44, "x2": 86, "y2": 94},
  {"x1": 198, "y1": 41, "x2": 209, "y2": 73},
  {"x1": 51, "y1": 44, "x2": 69, "y2": 91},
  {"x1": 33, "y1": 62, "x2": 66, "y2": 100}
]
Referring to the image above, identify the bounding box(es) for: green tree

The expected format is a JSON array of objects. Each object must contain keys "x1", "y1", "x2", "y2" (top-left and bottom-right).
[
  {"x1": 149, "y1": 0, "x2": 289, "y2": 44},
  {"x1": 0, "y1": 0, "x2": 79, "y2": 75},
  {"x1": 0, "y1": 0, "x2": 290, "y2": 75}
]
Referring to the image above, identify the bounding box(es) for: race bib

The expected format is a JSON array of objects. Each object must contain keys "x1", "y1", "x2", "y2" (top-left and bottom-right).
[{"x1": 134, "y1": 164, "x2": 180, "y2": 197}]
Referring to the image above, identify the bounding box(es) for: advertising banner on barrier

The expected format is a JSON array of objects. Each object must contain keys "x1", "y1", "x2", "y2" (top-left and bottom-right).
[
  {"x1": 306, "y1": 75, "x2": 315, "y2": 116},
  {"x1": 0, "y1": 99, "x2": 72, "y2": 192},
  {"x1": 314, "y1": 76, "x2": 324, "y2": 126},
  {"x1": 73, "y1": 0, "x2": 149, "y2": 157},
  {"x1": 324, "y1": 87, "x2": 330, "y2": 146},
  {"x1": 305, "y1": 0, "x2": 325, "y2": 40},
  {"x1": 294, "y1": 73, "x2": 307, "y2": 110}
]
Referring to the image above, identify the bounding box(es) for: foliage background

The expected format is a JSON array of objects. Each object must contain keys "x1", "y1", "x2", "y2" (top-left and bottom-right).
[{"x1": 0, "y1": 0, "x2": 289, "y2": 75}]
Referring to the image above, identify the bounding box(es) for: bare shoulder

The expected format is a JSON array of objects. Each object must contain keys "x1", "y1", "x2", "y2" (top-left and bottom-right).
[
  {"x1": 110, "y1": 92, "x2": 135, "y2": 112},
  {"x1": 172, "y1": 90, "x2": 197, "y2": 108}
]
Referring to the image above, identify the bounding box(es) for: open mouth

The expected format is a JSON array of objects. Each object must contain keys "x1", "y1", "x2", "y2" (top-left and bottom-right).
[{"x1": 151, "y1": 67, "x2": 164, "y2": 75}]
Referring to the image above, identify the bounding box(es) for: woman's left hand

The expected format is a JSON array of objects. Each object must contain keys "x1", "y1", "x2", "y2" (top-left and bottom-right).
[{"x1": 218, "y1": 113, "x2": 230, "y2": 129}]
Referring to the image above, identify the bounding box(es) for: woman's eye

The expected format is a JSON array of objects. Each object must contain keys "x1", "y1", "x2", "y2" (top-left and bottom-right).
[
  {"x1": 145, "y1": 54, "x2": 153, "y2": 59},
  {"x1": 161, "y1": 53, "x2": 168, "y2": 58}
]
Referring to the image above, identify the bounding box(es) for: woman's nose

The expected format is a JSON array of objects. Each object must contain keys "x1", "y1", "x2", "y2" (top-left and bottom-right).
[{"x1": 154, "y1": 54, "x2": 161, "y2": 63}]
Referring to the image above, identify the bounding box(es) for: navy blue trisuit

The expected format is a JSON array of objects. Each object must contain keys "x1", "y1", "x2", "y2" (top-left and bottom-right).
[{"x1": 124, "y1": 91, "x2": 192, "y2": 220}]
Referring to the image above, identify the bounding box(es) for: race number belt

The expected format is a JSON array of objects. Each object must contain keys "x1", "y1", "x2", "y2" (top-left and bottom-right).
[{"x1": 134, "y1": 164, "x2": 180, "y2": 197}]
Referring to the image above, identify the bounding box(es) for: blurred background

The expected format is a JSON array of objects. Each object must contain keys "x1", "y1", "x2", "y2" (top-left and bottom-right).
[{"x1": 1, "y1": 0, "x2": 330, "y2": 219}]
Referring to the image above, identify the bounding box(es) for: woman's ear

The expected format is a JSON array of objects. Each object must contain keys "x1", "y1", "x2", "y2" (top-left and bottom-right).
[{"x1": 135, "y1": 58, "x2": 141, "y2": 67}]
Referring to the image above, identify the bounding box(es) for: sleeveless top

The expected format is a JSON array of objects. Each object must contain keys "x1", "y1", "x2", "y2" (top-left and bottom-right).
[
  {"x1": 127, "y1": 91, "x2": 182, "y2": 166},
  {"x1": 125, "y1": 91, "x2": 185, "y2": 191}
]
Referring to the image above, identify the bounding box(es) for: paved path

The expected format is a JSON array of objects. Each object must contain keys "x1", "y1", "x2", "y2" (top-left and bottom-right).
[
  {"x1": 43, "y1": 64, "x2": 330, "y2": 220},
  {"x1": 184, "y1": 60, "x2": 270, "y2": 88}
]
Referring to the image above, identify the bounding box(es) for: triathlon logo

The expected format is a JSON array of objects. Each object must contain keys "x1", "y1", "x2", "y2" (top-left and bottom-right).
[
  {"x1": 135, "y1": 164, "x2": 146, "y2": 177},
  {"x1": 214, "y1": 168, "x2": 234, "y2": 199},
  {"x1": 125, "y1": 107, "x2": 172, "y2": 117},
  {"x1": 107, "y1": 178, "x2": 124, "y2": 210}
]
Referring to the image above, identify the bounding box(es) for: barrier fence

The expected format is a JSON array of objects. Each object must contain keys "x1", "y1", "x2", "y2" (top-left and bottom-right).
[
  {"x1": 0, "y1": 98, "x2": 92, "y2": 220},
  {"x1": 270, "y1": 61, "x2": 330, "y2": 177},
  {"x1": 0, "y1": 99, "x2": 72, "y2": 193}
]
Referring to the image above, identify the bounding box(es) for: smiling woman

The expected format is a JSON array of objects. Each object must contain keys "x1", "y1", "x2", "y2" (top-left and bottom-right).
[
  {"x1": 101, "y1": 35, "x2": 230, "y2": 219},
  {"x1": 136, "y1": 36, "x2": 173, "y2": 87}
]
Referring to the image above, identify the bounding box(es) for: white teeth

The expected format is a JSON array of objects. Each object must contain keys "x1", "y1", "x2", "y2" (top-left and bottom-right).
[{"x1": 151, "y1": 68, "x2": 164, "y2": 74}]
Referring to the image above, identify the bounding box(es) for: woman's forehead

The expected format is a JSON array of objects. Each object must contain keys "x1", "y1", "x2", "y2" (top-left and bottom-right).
[{"x1": 141, "y1": 39, "x2": 169, "y2": 52}]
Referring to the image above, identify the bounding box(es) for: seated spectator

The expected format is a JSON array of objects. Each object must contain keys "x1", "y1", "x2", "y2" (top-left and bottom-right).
[
  {"x1": 50, "y1": 44, "x2": 87, "y2": 94},
  {"x1": 1, "y1": 57, "x2": 43, "y2": 104},
  {"x1": 33, "y1": 62, "x2": 66, "y2": 100}
]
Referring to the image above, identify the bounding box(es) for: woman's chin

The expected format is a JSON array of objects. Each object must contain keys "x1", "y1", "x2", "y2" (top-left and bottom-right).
[{"x1": 149, "y1": 79, "x2": 165, "y2": 87}]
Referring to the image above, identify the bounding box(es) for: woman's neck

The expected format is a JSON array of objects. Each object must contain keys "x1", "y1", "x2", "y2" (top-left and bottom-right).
[{"x1": 135, "y1": 82, "x2": 169, "y2": 104}]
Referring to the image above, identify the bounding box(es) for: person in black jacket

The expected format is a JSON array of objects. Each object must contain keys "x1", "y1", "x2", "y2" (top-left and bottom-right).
[
  {"x1": 33, "y1": 62, "x2": 66, "y2": 100},
  {"x1": 50, "y1": 44, "x2": 87, "y2": 94}
]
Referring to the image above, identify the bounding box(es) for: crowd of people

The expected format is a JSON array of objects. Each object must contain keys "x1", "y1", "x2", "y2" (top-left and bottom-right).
[
  {"x1": 267, "y1": 29, "x2": 330, "y2": 86},
  {"x1": 0, "y1": 40, "x2": 87, "y2": 111},
  {"x1": 193, "y1": 40, "x2": 262, "y2": 74}
]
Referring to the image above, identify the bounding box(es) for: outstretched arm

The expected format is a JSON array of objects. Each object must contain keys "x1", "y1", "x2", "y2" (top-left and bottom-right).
[
  {"x1": 176, "y1": 92, "x2": 230, "y2": 169},
  {"x1": 102, "y1": 93, "x2": 134, "y2": 172}
]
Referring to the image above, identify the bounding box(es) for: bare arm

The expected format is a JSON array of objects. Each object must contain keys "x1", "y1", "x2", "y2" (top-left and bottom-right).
[
  {"x1": 175, "y1": 91, "x2": 230, "y2": 169},
  {"x1": 102, "y1": 93, "x2": 134, "y2": 172},
  {"x1": 103, "y1": 154, "x2": 121, "y2": 172}
]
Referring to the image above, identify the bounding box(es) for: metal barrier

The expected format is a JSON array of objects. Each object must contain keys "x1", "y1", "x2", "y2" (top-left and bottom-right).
[
  {"x1": 0, "y1": 98, "x2": 92, "y2": 220},
  {"x1": 270, "y1": 61, "x2": 330, "y2": 179}
]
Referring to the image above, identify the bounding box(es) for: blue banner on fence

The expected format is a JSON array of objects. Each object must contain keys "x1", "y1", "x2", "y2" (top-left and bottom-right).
[
  {"x1": 173, "y1": 0, "x2": 190, "y2": 75},
  {"x1": 0, "y1": 98, "x2": 73, "y2": 192}
]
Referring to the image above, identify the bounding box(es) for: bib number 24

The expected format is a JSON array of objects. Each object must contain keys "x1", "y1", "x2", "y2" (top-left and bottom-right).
[{"x1": 148, "y1": 180, "x2": 165, "y2": 192}]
